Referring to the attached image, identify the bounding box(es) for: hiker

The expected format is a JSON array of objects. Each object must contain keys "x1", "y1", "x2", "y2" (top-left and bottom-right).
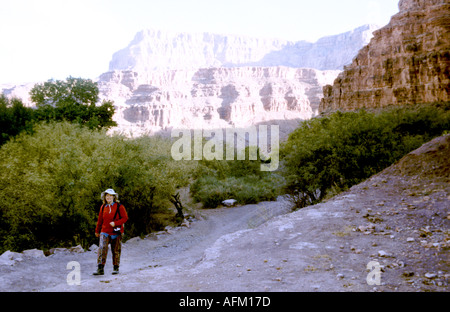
[{"x1": 93, "y1": 188, "x2": 128, "y2": 275}]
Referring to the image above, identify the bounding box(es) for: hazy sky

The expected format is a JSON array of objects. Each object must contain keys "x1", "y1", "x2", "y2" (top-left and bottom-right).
[{"x1": 0, "y1": 0, "x2": 400, "y2": 84}]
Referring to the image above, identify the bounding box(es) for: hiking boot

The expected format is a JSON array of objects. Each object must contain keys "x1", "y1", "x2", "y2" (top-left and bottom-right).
[
  {"x1": 112, "y1": 265, "x2": 119, "y2": 275},
  {"x1": 93, "y1": 264, "x2": 104, "y2": 275}
]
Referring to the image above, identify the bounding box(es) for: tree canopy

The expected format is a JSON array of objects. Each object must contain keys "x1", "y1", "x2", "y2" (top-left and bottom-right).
[
  {"x1": 30, "y1": 77, "x2": 117, "y2": 130},
  {"x1": 280, "y1": 104, "x2": 450, "y2": 209},
  {"x1": 0, "y1": 95, "x2": 35, "y2": 146}
]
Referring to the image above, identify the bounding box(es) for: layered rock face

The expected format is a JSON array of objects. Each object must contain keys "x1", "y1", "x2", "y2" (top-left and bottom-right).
[
  {"x1": 109, "y1": 25, "x2": 379, "y2": 72},
  {"x1": 320, "y1": 0, "x2": 450, "y2": 113},
  {"x1": 102, "y1": 26, "x2": 380, "y2": 134},
  {"x1": 98, "y1": 67, "x2": 340, "y2": 135},
  {"x1": 1, "y1": 25, "x2": 380, "y2": 135},
  {"x1": 254, "y1": 25, "x2": 380, "y2": 70}
]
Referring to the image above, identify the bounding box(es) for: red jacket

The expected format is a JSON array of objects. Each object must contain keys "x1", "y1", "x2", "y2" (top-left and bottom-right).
[{"x1": 95, "y1": 202, "x2": 128, "y2": 235}]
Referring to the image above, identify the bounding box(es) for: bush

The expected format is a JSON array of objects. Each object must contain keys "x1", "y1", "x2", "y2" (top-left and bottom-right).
[
  {"x1": 1, "y1": 77, "x2": 116, "y2": 148},
  {"x1": 30, "y1": 77, "x2": 117, "y2": 130},
  {"x1": 281, "y1": 103, "x2": 450, "y2": 209},
  {"x1": 0, "y1": 95, "x2": 35, "y2": 146},
  {"x1": 0, "y1": 122, "x2": 192, "y2": 253},
  {"x1": 190, "y1": 151, "x2": 284, "y2": 208}
]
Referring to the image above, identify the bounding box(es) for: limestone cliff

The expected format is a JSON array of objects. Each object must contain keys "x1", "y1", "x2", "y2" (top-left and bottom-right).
[
  {"x1": 1, "y1": 25, "x2": 379, "y2": 136},
  {"x1": 101, "y1": 26, "x2": 379, "y2": 135},
  {"x1": 320, "y1": 0, "x2": 450, "y2": 113},
  {"x1": 98, "y1": 67, "x2": 339, "y2": 135},
  {"x1": 109, "y1": 25, "x2": 379, "y2": 72}
]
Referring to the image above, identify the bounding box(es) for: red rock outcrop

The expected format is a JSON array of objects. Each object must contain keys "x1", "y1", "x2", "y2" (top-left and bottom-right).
[{"x1": 319, "y1": 0, "x2": 450, "y2": 113}]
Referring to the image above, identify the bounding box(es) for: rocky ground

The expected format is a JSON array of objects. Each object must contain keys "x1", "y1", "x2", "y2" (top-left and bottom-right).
[{"x1": 0, "y1": 135, "x2": 448, "y2": 292}]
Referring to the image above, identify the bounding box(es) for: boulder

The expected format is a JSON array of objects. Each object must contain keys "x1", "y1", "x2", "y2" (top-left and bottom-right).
[
  {"x1": 48, "y1": 248, "x2": 69, "y2": 255},
  {"x1": 69, "y1": 245, "x2": 84, "y2": 253},
  {"x1": 222, "y1": 199, "x2": 237, "y2": 207},
  {"x1": 0, "y1": 250, "x2": 23, "y2": 266},
  {"x1": 88, "y1": 244, "x2": 99, "y2": 252},
  {"x1": 22, "y1": 249, "x2": 45, "y2": 259}
]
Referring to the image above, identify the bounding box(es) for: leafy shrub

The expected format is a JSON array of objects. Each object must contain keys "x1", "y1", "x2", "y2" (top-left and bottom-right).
[
  {"x1": 30, "y1": 77, "x2": 117, "y2": 130},
  {"x1": 0, "y1": 95, "x2": 35, "y2": 146},
  {"x1": 281, "y1": 103, "x2": 450, "y2": 209},
  {"x1": 0, "y1": 77, "x2": 116, "y2": 148},
  {"x1": 190, "y1": 151, "x2": 284, "y2": 208},
  {"x1": 0, "y1": 122, "x2": 193, "y2": 253}
]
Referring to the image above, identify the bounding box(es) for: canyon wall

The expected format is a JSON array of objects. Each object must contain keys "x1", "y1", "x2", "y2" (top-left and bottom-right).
[
  {"x1": 101, "y1": 25, "x2": 379, "y2": 135},
  {"x1": 98, "y1": 67, "x2": 340, "y2": 135},
  {"x1": 109, "y1": 25, "x2": 379, "y2": 72},
  {"x1": 1, "y1": 25, "x2": 380, "y2": 135},
  {"x1": 320, "y1": 0, "x2": 450, "y2": 113}
]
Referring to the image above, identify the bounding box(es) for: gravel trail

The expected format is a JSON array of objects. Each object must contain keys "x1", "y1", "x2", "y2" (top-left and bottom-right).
[{"x1": 0, "y1": 198, "x2": 292, "y2": 292}]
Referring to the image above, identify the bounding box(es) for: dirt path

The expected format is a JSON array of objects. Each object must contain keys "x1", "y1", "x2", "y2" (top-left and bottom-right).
[
  {"x1": 0, "y1": 197, "x2": 293, "y2": 292},
  {"x1": 1, "y1": 135, "x2": 448, "y2": 292},
  {"x1": 2, "y1": 170, "x2": 447, "y2": 292}
]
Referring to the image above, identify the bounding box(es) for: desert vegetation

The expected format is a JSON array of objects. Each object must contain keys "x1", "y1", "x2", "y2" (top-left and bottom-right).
[
  {"x1": 0, "y1": 121, "x2": 194, "y2": 253},
  {"x1": 0, "y1": 77, "x2": 116, "y2": 148},
  {"x1": 190, "y1": 154, "x2": 284, "y2": 208},
  {"x1": 280, "y1": 103, "x2": 450, "y2": 208},
  {"x1": 1, "y1": 78, "x2": 449, "y2": 254},
  {"x1": 0, "y1": 78, "x2": 194, "y2": 253}
]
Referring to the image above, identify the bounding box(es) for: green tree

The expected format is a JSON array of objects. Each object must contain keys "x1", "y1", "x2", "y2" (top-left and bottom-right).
[
  {"x1": 281, "y1": 104, "x2": 450, "y2": 209},
  {"x1": 30, "y1": 77, "x2": 117, "y2": 130},
  {"x1": 190, "y1": 146, "x2": 283, "y2": 208},
  {"x1": 0, "y1": 95, "x2": 34, "y2": 146},
  {"x1": 0, "y1": 122, "x2": 193, "y2": 253}
]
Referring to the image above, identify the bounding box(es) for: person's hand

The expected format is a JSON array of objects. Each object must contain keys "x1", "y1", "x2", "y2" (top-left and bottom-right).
[
  {"x1": 95, "y1": 232, "x2": 99, "y2": 238},
  {"x1": 110, "y1": 222, "x2": 115, "y2": 227}
]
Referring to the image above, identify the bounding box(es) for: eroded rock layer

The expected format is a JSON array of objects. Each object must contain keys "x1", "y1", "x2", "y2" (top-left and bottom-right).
[
  {"x1": 98, "y1": 67, "x2": 340, "y2": 135},
  {"x1": 320, "y1": 0, "x2": 450, "y2": 113}
]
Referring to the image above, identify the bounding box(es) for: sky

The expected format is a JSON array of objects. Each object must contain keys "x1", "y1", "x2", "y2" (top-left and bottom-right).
[{"x1": 0, "y1": 0, "x2": 400, "y2": 85}]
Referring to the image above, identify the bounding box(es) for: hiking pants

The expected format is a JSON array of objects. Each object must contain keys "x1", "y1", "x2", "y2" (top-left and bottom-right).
[{"x1": 97, "y1": 233, "x2": 122, "y2": 266}]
